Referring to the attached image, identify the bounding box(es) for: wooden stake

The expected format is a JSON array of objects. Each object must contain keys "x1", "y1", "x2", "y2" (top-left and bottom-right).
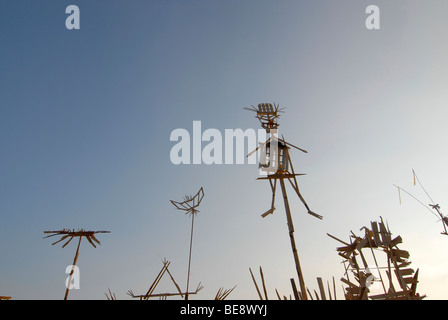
[
  {"x1": 249, "y1": 268, "x2": 263, "y2": 300},
  {"x1": 259, "y1": 267, "x2": 268, "y2": 300},
  {"x1": 306, "y1": 288, "x2": 313, "y2": 300},
  {"x1": 290, "y1": 278, "x2": 300, "y2": 300},
  {"x1": 165, "y1": 265, "x2": 184, "y2": 299},
  {"x1": 64, "y1": 236, "x2": 82, "y2": 300},
  {"x1": 279, "y1": 178, "x2": 308, "y2": 300},
  {"x1": 333, "y1": 276, "x2": 337, "y2": 300},
  {"x1": 317, "y1": 277, "x2": 326, "y2": 300},
  {"x1": 145, "y1": 261, "x2": 170, "y2": 298},
  {"x1": 275, "y1": 289, "x2": 282, "y2": 300},
  {"x1": 327, "y1": 280, "x2": 332, "y2": 300},
  {"x1": 185, "y1": 213, "x2": 195, "y2": 300}
]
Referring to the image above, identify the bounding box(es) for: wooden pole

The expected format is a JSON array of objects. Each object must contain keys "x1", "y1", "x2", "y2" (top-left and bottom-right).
[
  {"x1": 317, "y1": 277, "x2": 326, "y2": 300},
  {"x1": 166, "y1": 265, "x2": 184, "y2": 299},
  {"x1": 144, "y1": 261, "x2": 170, "y2": 299},
  {"x1": 249, "y1": 268, "x2": 263, "y2": 300},
  {"x1": 433, "y1": 205, "x2": 448, "y2": 234},
  {"x1": 259, "y1": 266, "x2": 268, "y2": 300},
  {"x1": 64, "y1": 236, "x2": 82, "y2": 300},
  {"x1": 185, "y1": 213, "x2": 195, "y2": 300},
  {"x1": 290, "y1": 278, "x2": 300, "y2": 300},
  {"x1": 279, "y1": 178, "x2": 308, "y2": 300}
]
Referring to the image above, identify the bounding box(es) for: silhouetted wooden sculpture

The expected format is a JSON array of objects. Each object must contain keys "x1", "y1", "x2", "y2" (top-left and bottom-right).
[
  {"x1": 43, "y1": 228, "x2": 110, "y2": 300},
  {"x1": 170, "y1": 187, "x2": 204, "y2": 300},
  {"x1": 395, "y1": 169, "x2": 448, "y2": 236},
  {"x1": 127, "y1": 259, "x2": 203, "y2": 300},
  {"x1": 246, "y1": 103, "x2": 322, "y2": 300}
]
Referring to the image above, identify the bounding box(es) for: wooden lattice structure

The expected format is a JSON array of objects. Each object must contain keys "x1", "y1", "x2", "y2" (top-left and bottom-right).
[{"x1": 328, "y1": 218, "x2": 424, "y2": 300}]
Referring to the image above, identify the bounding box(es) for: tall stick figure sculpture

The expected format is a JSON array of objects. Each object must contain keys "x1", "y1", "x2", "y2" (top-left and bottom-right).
[
  {"x1": 43, "y1": 228, "x2": 110, "y2": 300},
  {"x1": 246, "y1": 103, "x2": 322, "y2": 300},
  {"x1": 171, "y1": 187, "x2": 204, "y2": 300}
]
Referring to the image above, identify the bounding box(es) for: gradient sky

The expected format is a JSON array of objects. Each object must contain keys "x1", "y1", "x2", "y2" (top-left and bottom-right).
[{"x1": 1, "y1": 0, "x2": 448, "y2": 300}]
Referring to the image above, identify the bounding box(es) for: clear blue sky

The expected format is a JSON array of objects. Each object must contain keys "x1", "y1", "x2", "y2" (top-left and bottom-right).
[{"x1": 1, "y1": 0, "x2": 448, "y2": 300}]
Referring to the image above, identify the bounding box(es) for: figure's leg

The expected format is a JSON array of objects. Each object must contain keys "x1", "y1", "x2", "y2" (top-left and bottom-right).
[
  {"x1": 261, "y1": 179, "x2": 277, "y2": 218},
  {"x1": 288, "y1": 177, "x2": 323, "y2": 220}
]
